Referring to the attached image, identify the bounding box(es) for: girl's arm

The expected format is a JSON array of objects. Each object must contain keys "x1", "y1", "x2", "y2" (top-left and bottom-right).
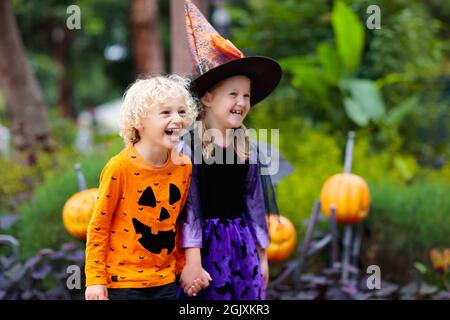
[
  {"x1": 179, "y1": 137, "x2": 203, "y2": 248},
  {"x1": 178, "y1": 158, "x2": 211, "y2": 294},
  {"x1": 179, "y1": 164, "x2": 203, "y2": 248},
  {"x1": 243, "y1": 149, "x2": 270, "y2": 249},
  {"x1": 180, "y1": 248, "x2": 212, "y2": 296},
  {"x1": 245, "y1": 144, "x2": 273, "y2": 287},
  {"x1": 179, "y1": 203, "x2": 211, "y2": 295}
]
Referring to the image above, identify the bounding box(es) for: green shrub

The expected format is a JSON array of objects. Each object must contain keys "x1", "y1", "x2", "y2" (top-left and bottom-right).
[
  {"x1": 15, "y1": 139, "x2": 122, "y2": 259},
  {"x1": 249, "y1": 103, "x2": 448, "y2": 285},
  {"x1": 0, "y1": 114, "x2": 79, "y2": 211},
  {"x1": 363, "y1": 178, "x2": 450, "y2": 282},
  {"x1": 0, "y1": 157, "x2": 35, "y2": 211},
  {"x1": 351, "y1": 131, "x2": 419, "y2": 183},
  {"x1": 276, "y1": 128, "x2": 342, "y2": 227}
]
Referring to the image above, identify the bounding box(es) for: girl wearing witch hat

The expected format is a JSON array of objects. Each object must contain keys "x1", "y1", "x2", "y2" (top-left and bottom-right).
[{"x1": 178, "y1": 0, "x2": 282, "y2": 300}]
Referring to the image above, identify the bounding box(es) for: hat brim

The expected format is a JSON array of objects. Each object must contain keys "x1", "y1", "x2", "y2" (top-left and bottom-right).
[{"x1": 191, "y1": 56, "x2": 282, "y2": 106}]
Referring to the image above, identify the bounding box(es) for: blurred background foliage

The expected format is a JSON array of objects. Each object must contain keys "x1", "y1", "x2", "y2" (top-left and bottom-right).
[
  {"x1": 235, "y1": 0, "x2": 450, "y2": 283},
  {"x1": 0, "y1": 0, "x2": 449, "y2": 287}
]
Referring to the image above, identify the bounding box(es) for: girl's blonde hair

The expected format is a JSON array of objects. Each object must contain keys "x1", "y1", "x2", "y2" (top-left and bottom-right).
[
  {"x1": 198, "y1": 120, "x2": 250, "y2": 162},
  {"x1": 119, "y1": 74, "x2": 198, "y2": 146}
]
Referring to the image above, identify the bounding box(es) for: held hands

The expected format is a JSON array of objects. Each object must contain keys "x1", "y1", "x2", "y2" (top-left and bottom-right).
[
  {"x1": 85, "y1": 284, "x2": 109, "y2": 300},
  {"x1": 180, "y1": 263, "x2": 212, "y2": 297},
  {"x1": 181, "y1": 248, "x2": 212, "y2": 297}
]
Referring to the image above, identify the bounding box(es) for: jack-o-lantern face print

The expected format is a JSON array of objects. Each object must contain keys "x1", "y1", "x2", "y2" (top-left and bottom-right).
[{"x1": 132, "y1": 183, "x2": 181, "y2": 254}]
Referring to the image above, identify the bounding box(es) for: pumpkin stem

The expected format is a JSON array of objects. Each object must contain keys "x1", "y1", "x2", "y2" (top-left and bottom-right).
[
  {"x1": 75, "y1": 163, "x2": 87, "y2": 191},
  {"x1": 293, "y1": 200, "x2": 321, "y2": 292},
  {"x1": 344, "y1": 131, "x2": 355, "y2": 173},
  {"x1": 341, "y1": 225, "x2": 353, "y2": 283},
  {"x1": 329, "y1": 205, "x2": 339, "y2": 268},
  {"x1": 349, "y1": 222, "x2": 363, "y2": 286}
]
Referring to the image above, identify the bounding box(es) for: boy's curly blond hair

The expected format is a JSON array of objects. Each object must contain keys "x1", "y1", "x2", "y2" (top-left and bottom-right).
[{"x1": 119, "y1": 74, "x2": 198, "y2": 146}]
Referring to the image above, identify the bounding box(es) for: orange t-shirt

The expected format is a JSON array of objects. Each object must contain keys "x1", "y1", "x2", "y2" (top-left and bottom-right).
[{"x1": 85, "y1": 145, "x2": 191, "y2": 288}]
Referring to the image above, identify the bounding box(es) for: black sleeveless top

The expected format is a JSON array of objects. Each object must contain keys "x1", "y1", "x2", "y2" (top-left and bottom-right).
[{"x1": 197, "y1": 144, "x2": 249, "y2": 219}]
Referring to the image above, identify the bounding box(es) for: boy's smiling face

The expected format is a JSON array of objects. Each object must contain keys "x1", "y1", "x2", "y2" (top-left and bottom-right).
[
  {"x1": 201, "y1": 75, "x2": 251, "y2": 131},
  {"x1": 137, "y1": 95, "x2": 188, "y2": 150}
]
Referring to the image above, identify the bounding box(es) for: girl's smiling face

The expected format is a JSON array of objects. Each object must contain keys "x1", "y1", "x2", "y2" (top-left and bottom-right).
[{"x1": 201, "y1": 75, "x2": 251, "y2": 131}]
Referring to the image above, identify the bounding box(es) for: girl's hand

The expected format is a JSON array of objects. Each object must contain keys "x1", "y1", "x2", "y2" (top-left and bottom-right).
[
  {"x1": 257, "y1": 248, "x2": 269, "y2": 288},
  {"x1": 180, "y1": 263, "x2": 212, "y2": 296},
  {"x1": 185, "y1": 278, "x2": 205, "y2": 297},
  {"x1": 181, "y1": 248, "x2": 212, "y2": 296},
  {"x1": 85, "y1": 284, "x2": 109, "y2": 300}
]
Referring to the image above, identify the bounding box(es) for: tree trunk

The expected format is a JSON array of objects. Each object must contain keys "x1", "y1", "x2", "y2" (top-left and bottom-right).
[
  {"x1": 0, "y1": 0, "x2": 52, "y2": 165},
  {"x1": 171, "y1": 0, "x2": 208, "y2": 75},
  {"x1": 51, "y1": 23, "x2": 72, "y2": 118},
  {"x1": 130, "y1": 0, "x2": 164, "y2": 76}
]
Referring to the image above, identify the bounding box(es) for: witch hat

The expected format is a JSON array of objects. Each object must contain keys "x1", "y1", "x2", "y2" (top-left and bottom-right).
[{"x1": 184, "y1": 0, "x2": 282, "y2": 106}]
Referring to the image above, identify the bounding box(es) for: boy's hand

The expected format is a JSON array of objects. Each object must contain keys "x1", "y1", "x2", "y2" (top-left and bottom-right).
[
  {"x1": 85, "y1": 284, "x2": 109, "y2": 300},
  {"x1": 180, "y1": 263, "x2": 212, "y2": 296},
  {"x1": 258, "y1": 248, "x2": 269, "y2": 288}
]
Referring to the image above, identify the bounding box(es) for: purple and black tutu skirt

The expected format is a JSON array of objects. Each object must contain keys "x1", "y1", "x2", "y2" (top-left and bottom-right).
[{"x1": 178, "y1": 216, "x2": 265, "y2": 300}]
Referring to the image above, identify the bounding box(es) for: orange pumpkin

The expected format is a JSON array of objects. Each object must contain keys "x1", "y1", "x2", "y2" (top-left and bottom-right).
[
  {"x1": 267, "y1": 214, "x2": 297, "y2": 262},
  {"x1": 62, "y1": 188, "x2": 98, "y2": 240},
  {"x1": 320, "y1": 173, "x2": 370, "y2": 224},
  {"x1": 430, "y1": 248, "x2": 450, "y2": 274}
]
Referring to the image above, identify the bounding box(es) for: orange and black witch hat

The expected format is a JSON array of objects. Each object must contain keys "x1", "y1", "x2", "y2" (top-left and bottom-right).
[{"x1": 184, "y1": 0, "x2": 282, "y2": 106}]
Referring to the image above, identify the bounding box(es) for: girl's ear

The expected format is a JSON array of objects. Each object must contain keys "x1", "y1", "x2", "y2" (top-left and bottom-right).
[{"x1": 200, "y1": 92, "x2": 212, "y2": 108}]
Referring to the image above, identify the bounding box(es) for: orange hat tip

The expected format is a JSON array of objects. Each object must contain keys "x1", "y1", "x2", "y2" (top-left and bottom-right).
[{"x1": 211, "y1": 34, "x2": 245, "y2": 59}]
